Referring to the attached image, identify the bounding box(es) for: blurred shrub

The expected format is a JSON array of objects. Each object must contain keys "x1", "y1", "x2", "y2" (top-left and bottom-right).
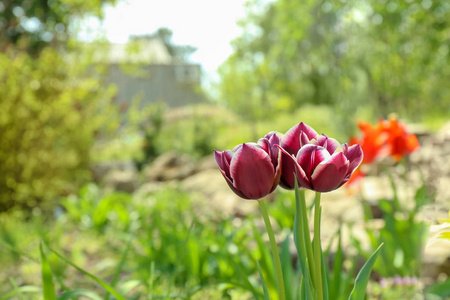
[
  {"x1": 134, "y1": 102, "x2": 166, "y2": 170},
  {"x1": 0, "y1": 48, "x2": 119, "y2": 211}
]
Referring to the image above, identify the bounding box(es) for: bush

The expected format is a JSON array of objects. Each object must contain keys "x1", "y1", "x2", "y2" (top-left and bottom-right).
[{"x1": 0, "y1": 48, "x2": 118, "y2": 211}]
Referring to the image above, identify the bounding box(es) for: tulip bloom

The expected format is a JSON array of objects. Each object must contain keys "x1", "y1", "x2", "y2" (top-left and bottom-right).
[
  {"x1": 279, "y1": 122, "x2": 319, "y2": 189},
  {"x1": 278, "y1": 135, "x2": 363, "y2": 193},
  {"x1": 350, "y1": 121, "x2": 387, "y2": 164},
  {"x1": 214, "y1": 132, "x2": 282, "y2": 200},
  {"x1": 380, "y1": 119, "x2": 420, "y2": 161}
]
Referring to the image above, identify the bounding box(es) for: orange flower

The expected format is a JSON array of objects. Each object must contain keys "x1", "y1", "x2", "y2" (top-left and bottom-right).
[
  {"x1": 378, "y1": 119, "x2": 420, "y2": 161},
  {"x1": 350, "y1": 121, "x2": 387, "y2": 164},
  {"x1": 345, "y1": 117, "x2": 420, "y2": 193}
]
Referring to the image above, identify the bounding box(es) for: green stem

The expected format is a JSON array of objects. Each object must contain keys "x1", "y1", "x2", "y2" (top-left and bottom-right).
[
  {"x1": 314, "y1": 192, "x2": 323, "y2": 300},
  {"x1": 258, "y1": 199, "x2": 286, "y2": 300}
]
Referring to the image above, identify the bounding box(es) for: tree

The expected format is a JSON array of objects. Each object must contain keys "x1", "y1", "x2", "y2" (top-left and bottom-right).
[
  {"x1": 0, "y1": 0, "x2": 116, "y2": 54},
  {"x1": 218, "y1": 0, "x2": 450, "y2": 127},
  {"x1": 0, "y1": 0, "x2": 121, "y2": 211}
]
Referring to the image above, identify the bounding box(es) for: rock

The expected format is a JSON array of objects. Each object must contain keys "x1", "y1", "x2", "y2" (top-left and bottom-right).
[
  {"x1": 103, "y1": 169, "x2": 138, "y2": 193},
  {"x1": 143, "y1": 152, "x2": 196, "y2": 181},
  {"x1": 194, "y1": 154, "x2": 217, "y2": 172},
  {"x1": 181, "y1": 169, "x2": 256, "y2": 217},
  {"x1": 91, "y1": 160, "x2": 137, "y2": 182}
]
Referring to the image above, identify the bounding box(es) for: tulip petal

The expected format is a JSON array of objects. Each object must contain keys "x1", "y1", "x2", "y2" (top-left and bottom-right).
[
  {"x1": 344, "y1": 144, "x2": 363, "y2": 180},
  {"x1": 281, "y1": 122, "x2": 318, "y2": 153},
  {"x1": 277, "y1": 145, "x2": 311, "y2": 189},
  {"x1": 279, "y1": 123, "x2": 318, "y2": 189},
  {"x1": 271, "y1": 147, "x2": 282, "y2": 192},
  {"x1": 311, "y1": 152, "x2": 349, "y2": 192},
  {"x1": 296, "y1": 144, "x2": 330, "y2": 178},
  {"x1": 230, "y1": 143, "x2": 275, "y2": 199},
  {"x1": 299, "y1": 132, "x2": 310, "y2": 148},
  {"x1": 315, "y1": 134, "x2": 341, "y2": 154},
  {"x1": 214, "y1": 150, "x2": 228, "y2": 174},
  {"x1": 258, "y1": 137, "x2": 270, "y2": 153}
]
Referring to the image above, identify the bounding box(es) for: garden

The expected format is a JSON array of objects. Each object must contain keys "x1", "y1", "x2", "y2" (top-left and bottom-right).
[{"x1": 1, "y1": 0, "x2": 450, "y2": 299}]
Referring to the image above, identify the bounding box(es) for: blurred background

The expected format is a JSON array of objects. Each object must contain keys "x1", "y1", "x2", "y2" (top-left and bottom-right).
[{"x1": 0, "y1": 0, "x2": 449, "y2": 299}]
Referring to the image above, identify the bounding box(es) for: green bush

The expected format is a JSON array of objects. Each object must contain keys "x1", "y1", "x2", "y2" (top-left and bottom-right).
[{"x1": 0, "y1": 48, "x2": 118, "y2": 211}]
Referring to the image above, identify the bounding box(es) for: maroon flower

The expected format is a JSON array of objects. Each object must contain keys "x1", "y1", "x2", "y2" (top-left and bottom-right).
[
  {"x1": 214, "y1": 132, "x2": 282, "y2": 199},
  {"x1": 279, "y1": 122, "x2": 319, "y2": 189},
  {"x1": 278, "y1": 135, "x2": 363, "y2": 193}
]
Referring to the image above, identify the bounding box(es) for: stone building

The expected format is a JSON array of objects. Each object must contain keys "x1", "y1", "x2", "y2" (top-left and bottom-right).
[{"x1": 102, "y1": 36, "x2": 205, "y2": 110}]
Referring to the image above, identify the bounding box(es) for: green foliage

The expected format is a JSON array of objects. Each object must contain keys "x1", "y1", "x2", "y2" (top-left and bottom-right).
[
  {"x1": 0, "y1": 180, "x2": 433, "y2": 299},
  {"x1": 219, "y1": 0, "x2": 450, "y2": 127},
  {"x1": 0, "y1": 48, "x2": 119, "y2": 211},
  {"x1": 61, "y1": 184, "x2": 133, "y2": 232},
  {"x1": 348, "y1": 243, "x2": 383, "y2": 300},
  {"x1": 0, "y1": 185, "x2": 262, "y2": 298},
  {"x1": 356, "y1": 184, "x2": 432, "y2": 278},
  {"x1": 0, "y1": 0, "x2": 116, "y2": 54},
  {"x1": 153, "y1": 105, "x2": 231, "y2": 159}
]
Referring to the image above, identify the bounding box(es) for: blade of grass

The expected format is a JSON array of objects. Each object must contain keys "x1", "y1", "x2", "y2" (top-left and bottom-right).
[
  {"x1": 40, "y1": 241, "x2": 57, "y2": 300},
  {"x1": 0, "y1": 286, "x2": 41, "y2": 300},
  {"x1": 164, "y1": 269, "x2": 175, "y2": 300},
  {"x1": 149, "y1": 261, "x2": 155, "y2": 300},
  {"x1": 45, "y1": 244, "x2": 127, "y2": 300},
  {"x1": 59, "y1": 290, "x2": 103, "y2": 300},
  {"x1": 9, "y1": 278, "x2": 26, "y2": 300},
  {"x1": 104, "y1": 234, "x2": 133, "y2": 300},
  {"x1": 348, "y1": 243, "x2": 384, "y2": 300}
]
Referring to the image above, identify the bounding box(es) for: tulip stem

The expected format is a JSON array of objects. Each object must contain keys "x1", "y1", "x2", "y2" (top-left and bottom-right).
[
  {"x1": 258, "y1": 199, "x2": 286, "y2": 300},
  {"x1": 313, "y1": 192, "x2": 323, "y2": 300}
]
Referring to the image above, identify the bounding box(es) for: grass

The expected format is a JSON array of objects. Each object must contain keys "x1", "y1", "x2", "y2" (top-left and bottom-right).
[{"x1": 1, "y1": 181, "x2": 443, "y2": 299}]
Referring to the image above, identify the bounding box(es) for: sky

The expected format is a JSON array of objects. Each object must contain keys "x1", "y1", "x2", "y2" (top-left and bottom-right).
[{"x1": 80, "y1": 0, "x2": 249, "y2": 77}]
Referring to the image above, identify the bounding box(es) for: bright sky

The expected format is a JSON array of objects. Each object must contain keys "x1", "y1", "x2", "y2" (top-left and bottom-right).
[{"x1": 81, "y1": 0, "x2": 249, "y2": 76}]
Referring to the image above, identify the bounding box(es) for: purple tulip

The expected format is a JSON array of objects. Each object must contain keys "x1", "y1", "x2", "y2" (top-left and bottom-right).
[
  {"x1": 214, "y1": 132, "x2": 282, "y2": 200},
  {"x1": 277, "y1": 134, "x2": 363, "y2": 193},
  {"x1": 279, "y1": 122, "x2": 319, "y2": 189}
]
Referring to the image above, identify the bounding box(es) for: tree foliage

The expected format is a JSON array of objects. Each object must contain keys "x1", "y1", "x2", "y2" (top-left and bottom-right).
[
  {"x1": 0, "y1": 0, "x2": 116, "y2": 54},
  {"x1": 0, "y1": 1, "x2": 121, "y2": 211},
  {"x1": 218, "y1": 0, "x2": 450, "y2": 125},
  {"x1": 0, "y1": 48, "x2": 118, "y2": 211}
]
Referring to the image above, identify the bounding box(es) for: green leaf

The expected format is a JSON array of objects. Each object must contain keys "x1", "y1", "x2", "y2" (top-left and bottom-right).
[
  {"x1": 45, "y1": 244, "x2": 127, "y2": 300},
  {"x1": 252, "y1": 220, "x2": 276, "y2": 289},
  {"x1": 40, "y1": 242, "x2": 57, "y2": 300},
  {"x1": 425, "y1": 278, "x2": 450, "y2": 297},
  {"x1": 294, "y1": 181, "x2": 316, "y2": 288},
  {"x1": 280, "y1": 236, "x2": 293, "y2": 300},
  {"x1": 257, "y1": 261, "x2": 271, "y2": 300},
  {"x1": 329, "y1": 230, "x2": 343, "y2": 297},
  {"x1": 293, "y1": 184, "x2": 307, "y2": 277},
  {"x1": 303, "y1": 258, "x2": 315, "y2": 300},
  {"x1": 348, "y1": 243, "x2": 384, "y2": 300}
]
